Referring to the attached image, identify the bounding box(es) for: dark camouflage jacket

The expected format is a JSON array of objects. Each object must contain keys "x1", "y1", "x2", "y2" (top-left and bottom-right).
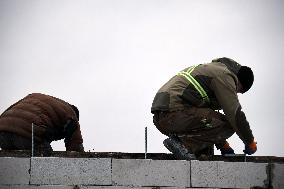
[{"x1": 151, "y1": 61, "x2": 254, "y2": 144}]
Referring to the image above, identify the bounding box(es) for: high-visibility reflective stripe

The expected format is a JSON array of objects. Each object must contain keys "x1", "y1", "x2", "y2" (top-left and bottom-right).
[
  {"x1": 178, "y1": 66, "x2": 210, "y2": 103},
  {"x1": 186, "y1": 65, "x2": 196, "y2": 74},
  {"x1": 178, "y1": 72, "x2": 210, "y2": 103}
]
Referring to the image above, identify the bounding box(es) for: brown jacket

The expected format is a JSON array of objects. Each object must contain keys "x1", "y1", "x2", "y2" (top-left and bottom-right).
[
  {"x1": 151, "y1": 62, "x2": 254, "y2": 144},
  {"x1": 0, "y1": 93, "x2": 83, "y2": 151}
]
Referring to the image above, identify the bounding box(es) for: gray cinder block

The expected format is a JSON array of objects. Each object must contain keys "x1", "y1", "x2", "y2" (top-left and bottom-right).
[
  {"x1": 191, "y1": 161, "x2": 268, "y2": 188},
  {"x1": 82, "y1": 187, "x2": 187, "y2": 189},
  {"x1": 0, "y1": 185, "x2": 74, "y2": 189},
  {"x1": 112, "y1": 159, "x2": 190, "y2": 187},
  {"x1": 82, "y1": 187, "x2": 210, "y2": 189},
  {"x1": 0, "y1": 186, "x2": 217, "y2": 189},
  {"x1": 0, "y1": 157, "x2": 30, "y2": 184},
  {"x1": 271, "y1": 163, "x2": 284, "y2": 189},
  {"x1": 30, "y1": 158, "x2": 111, "y2": 185}
]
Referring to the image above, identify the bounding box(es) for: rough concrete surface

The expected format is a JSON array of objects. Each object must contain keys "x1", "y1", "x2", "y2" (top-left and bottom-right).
[
  {"x1": 191, "y1": 160, "x2": 268, "y2": 188},
  {"x1": 30, "y1": 157, "x2": 112, "y2": 185},
  {"x1": 0, "y1": 185, "x2": 73, "y2": 189},
  {"x1": 1, "y1": 155, "x2": 284, "y2": 189},
  {"x1": 0, "y1": 186, "x2": 218, "y2": 189},
  {"x1": 272, "y1": 163, "x2": 284, "y2": 189},
  {"x1": 82, "y1": 186, "x2": 218, "y2": 189},
  {"x1": 112, "y1": 159, "x2": 190, "y2": 187},
  {"x1": 0, "y1": 157, "x2": 30, "y2": 184},
  {"x1": 82, "y1": 187, "x2": 218, "y2": 189},
  {"x1": 81, "y1": 187, "x2": 217, "y2": 189},
  {"x1": 1, "y1": 151, "x2": 284, "y2": 163}
]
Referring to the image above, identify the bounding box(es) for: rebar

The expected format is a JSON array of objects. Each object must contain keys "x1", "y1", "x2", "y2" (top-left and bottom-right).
[
  {"x1": 32, "y1": 123, "x2": 34, "y2": 157},
  {"x1": 145, "y1": 127, "x2": 147, "y2": 159}
]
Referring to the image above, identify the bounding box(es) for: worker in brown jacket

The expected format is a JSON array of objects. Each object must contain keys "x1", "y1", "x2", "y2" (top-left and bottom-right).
[
  {"x1": 0, "y1": 93, "x2": 84, "y2": 153},
  {"x1": 151, "y1": 57, "x2": 257, "y2": 160}
]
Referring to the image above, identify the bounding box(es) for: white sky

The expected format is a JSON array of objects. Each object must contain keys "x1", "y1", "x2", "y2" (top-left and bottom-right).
[{"x1": 0, "y1": 0, "x2": 283, "y2": 156}]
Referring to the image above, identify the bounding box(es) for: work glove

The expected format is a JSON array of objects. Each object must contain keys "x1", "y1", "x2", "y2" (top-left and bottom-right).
[
  {"x1": 243, "y1": 140, "x2": 257, "y2": 155},
  {"x1": 220, "y1": 142, "x2": 235, "y2": 156}
]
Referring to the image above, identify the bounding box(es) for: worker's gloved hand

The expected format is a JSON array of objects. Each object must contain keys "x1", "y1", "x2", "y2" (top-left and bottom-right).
[
  {"x1": 243, "y1": 140, "x2": 257, "y2": 155},
  {"x1": 220, "y1": 142, "x2": 235, "y2": 156}
]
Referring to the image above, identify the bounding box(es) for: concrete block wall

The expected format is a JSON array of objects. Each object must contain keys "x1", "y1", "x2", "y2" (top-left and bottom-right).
[
  {"x1": 0, "y1": 157, "x2": 30, "y2": 185},
  {"x1": 112, "y1": 159, "x2": 190, "y2": 187},
  {"x1": 272, "y1": 163, "x2": 284, "y2": 189},
  {"x1": 30, "y1": 158, "x2": 111, "y2": 185},
  {"x1": 191, "y1": 161, "x2": 268, "y2": 188},
  {"x1": 0, "y1": 157, "x2": 283, "y2": 189}
]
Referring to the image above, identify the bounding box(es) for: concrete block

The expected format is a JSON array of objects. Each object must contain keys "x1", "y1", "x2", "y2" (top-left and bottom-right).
[
  {"x1": 191, "y1": 161, "x2": 268, "y2": 188},
  {"x1": 0, "y1": 186, "x2": 187, "y2": 189},
  {"x1": 112, "y1": 159, "x2": 190, "y2": 187},
  {"x1": 82, "y1": 187, "x2": 187, "y2": 189},
  {"x1": 82, "y1": 187, "x2": 216, "y2": 189},
  {"x1": 0, "y1": 186, "x2": 218, "y2": 189},
  {"x1": 0, "y1": 185, "x2": 73, "y2": 189},
  {"x1": 271, "y1": 163, "x2": 284, "y2": 189},
  {"x1": 30, "y1": 157, "x2": 111, "y2": 185},
  {"x1": 0, "y1": 157, "x2": 30, "y2": 184},
  {"x1": 0, "y1": 186, "x2": 219, "y2": 189}
]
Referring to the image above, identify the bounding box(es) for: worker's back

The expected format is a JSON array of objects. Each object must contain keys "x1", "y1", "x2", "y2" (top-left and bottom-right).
[
  {"x1": 0, "y1": 93, "x2": 82, "y2": 144},
  {"x1": 151, "y1": 62, "x2": 238, "y2": 112}
]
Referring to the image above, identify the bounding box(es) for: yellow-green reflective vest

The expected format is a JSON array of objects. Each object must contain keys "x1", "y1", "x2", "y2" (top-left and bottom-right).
[{"x1": 177, "y1": 65, "x2": 210, "y2": 103}]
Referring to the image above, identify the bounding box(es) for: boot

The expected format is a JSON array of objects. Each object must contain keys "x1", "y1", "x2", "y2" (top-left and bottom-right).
[{"x1": 163, "y1": 135, "x2": 196, "y2": 160}]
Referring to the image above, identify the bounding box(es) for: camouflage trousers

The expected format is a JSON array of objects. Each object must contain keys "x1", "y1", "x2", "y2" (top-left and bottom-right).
[
  {"x1": 0, "y1": 132, "x2": 53, "y2": 155},
  {"x1": 153, "y1": 107, "x2": 235, "y2": 155}
]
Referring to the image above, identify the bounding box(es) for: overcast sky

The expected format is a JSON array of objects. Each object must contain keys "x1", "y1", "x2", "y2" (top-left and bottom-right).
[{"x1": 0, "y1": 0, "x2": 283, "y2": 156}]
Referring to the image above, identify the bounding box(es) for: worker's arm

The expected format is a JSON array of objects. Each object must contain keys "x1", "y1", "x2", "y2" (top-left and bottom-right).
[
  {"x1": 64, "y1": 120, "x2": 84, "y2": 152},
  {"x1": 211, "y1": 73, "x2": 254, "y2": 145}
]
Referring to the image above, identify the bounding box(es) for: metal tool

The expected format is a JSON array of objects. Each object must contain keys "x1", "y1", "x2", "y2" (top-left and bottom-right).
[
  {"x1": 32, "y1": 123, "x2": 34, "y2": 157},
  {"x1": 145, "y1": 127, "x2": 147, "y2": 159}
]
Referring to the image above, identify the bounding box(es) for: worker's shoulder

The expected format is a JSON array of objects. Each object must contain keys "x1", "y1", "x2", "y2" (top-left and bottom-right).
[
  {"x1": 26, "y1": 93, "x2": 62, "y2": 100},
  {"x1": 25, "y1": 93, "x2": 68, "y2": 106},
  {"x1": 202, "y1": 63, "x2": 239, "y2": 86},
  {"x1": 200, "y1": 62, "x2": 228, "y2": 71},
  {"x1": 26, "y1": 92, "x2": 49, "y2": 99},
  {"x1": 194, "y1": 62, "x2": 230, "y2": 77}
]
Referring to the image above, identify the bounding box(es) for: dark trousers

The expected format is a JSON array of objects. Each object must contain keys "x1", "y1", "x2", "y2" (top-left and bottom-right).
[
  {"x1": 153, "y1": 107, "x2": 235, "y2": 154},
  {"x1": 0, "y1": 132, "x2": 53, "y2": 153}
]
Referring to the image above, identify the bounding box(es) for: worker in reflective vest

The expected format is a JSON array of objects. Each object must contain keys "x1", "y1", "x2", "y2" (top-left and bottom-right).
[{"x1": 151, "y1": 57, "x2": 257, "y2": 160}]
